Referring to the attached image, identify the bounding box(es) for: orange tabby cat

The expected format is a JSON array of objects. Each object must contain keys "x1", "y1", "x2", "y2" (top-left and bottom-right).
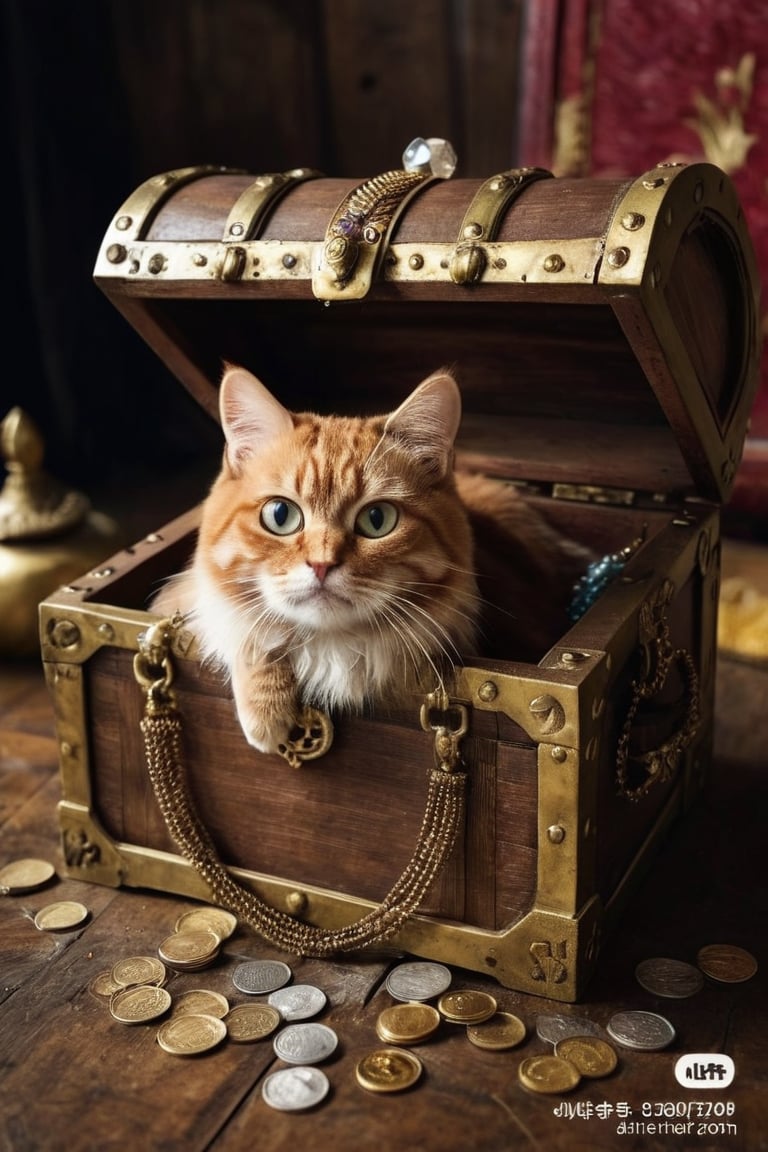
[{"x1": 152, "y1": 365, "x2": 590, "y2": 753}]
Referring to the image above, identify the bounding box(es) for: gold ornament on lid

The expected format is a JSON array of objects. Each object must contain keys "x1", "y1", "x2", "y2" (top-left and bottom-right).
[{"x1": 0, "y1": 407, "x2": 121, "y2": 656}]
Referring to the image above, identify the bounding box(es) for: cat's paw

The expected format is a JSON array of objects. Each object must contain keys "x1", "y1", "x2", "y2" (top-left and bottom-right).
[
  {"x1": 231, "y1": 653, "x2": 300, "y2": 758},
  {"x1": 237, "y1": 709, "x2": 297, "y2": 757}
]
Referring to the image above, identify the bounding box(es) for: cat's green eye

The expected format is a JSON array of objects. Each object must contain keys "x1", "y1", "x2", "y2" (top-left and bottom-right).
[
  {"x1": 354, "y1": 501, "x2": 399, "y2": 539},
  {"x1": 260, "y1": 498, "x2": 304, "y2": 536}
]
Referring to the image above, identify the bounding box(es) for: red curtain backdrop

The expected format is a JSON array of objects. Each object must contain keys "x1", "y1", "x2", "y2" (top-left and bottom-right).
[{"x1": 520, "y1": 0, "x2": 768, "y2": 445}]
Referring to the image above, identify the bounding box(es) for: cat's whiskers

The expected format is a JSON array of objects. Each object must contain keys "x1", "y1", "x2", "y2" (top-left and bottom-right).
[
  {"x1": 361, "y1": 575, "x2": 481, "y2": 642},
  {"x1": 376, "y1": 603, "x2": 453, "y2": 692}
]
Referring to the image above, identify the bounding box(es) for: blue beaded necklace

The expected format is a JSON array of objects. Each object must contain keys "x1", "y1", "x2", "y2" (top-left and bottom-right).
[{"x1": 568, "y1": 531, "x2": 646, "y2": 621}]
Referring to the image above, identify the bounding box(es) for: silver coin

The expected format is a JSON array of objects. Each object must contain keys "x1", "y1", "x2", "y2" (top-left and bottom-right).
[
  {"x1": 273, "y1": 1022, "x2": 338, "y2": 1065},
  {"x1": 385, "y1": 961, "x2": 452, "y2": 1002},
  {"x1": 635, "y1": 957, "x2": 705, "y2": 999},
  {"x1": 268, "y1": 984, "x2": 327, "y2": 1021},
  {"x1": 535, "y1": 1013, "x2": 603, "y2": 1046},
  {"x1": 232, "y1": 960, "x2": 292, "y2": 995},
  {"x1": 262, "y1": 1065, "x2": 330, "y2": 1112},
  {"x1": 607, "y1": 1010, "x2": 676, "y2": 1051}
]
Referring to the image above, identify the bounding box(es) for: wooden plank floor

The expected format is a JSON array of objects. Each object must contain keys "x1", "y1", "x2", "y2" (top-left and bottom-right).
[{"x1": 1, "y1": 646, "x2": 766, "y2": 1152}]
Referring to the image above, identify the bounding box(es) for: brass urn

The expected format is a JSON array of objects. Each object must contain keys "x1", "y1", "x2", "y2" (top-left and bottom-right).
[{"x1": 0, "y1": 408, "x2": 121, "y2": 657}]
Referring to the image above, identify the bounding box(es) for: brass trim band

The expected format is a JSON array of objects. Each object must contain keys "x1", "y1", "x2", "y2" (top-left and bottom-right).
[
  {"x1": 222, "y1": 167, "x2": 322, "y2": 244},
  {"x1": 103, "y1": 165, "x2": 236, "y2": 246},
  {"x1": 450, "y1": 167, "x2": 553, "y2": 285}
]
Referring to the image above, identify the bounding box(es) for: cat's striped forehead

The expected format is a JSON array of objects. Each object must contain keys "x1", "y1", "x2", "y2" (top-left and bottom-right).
[{"x1": 261, "y1": 413, "x2": 398, "y2": 511}]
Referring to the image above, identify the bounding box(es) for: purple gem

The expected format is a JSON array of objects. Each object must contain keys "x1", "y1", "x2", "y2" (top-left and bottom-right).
[{"x1": 336, "y1": 214, "x2": 362, "y2": 239}]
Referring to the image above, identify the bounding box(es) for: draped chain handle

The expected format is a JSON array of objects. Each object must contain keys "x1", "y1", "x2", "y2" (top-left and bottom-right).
[
  {"x1": 615, "y1": 580, "x2": 701, "y2": 801},
  {"x1": 134, "y1": 619, "x2": 468, "y2": 956}
]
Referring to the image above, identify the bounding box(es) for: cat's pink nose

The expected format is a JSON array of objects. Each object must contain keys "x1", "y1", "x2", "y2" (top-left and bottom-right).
[{"x1": 308, "y1": 561, "x2": 332, "y2": 583}]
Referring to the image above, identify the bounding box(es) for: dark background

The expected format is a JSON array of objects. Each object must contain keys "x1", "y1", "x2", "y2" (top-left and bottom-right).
[
  {"x1": 4, "y1": 0, "x2": 766, "y2": 540},
  {"x1": 1, "y1": 0, "x2": 528, "y2": 498}
]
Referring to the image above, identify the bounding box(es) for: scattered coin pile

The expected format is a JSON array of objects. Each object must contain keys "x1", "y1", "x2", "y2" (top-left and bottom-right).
[
  {"x1": 86, "y1": 904, "x2": 337, "y2": 1110},
  {"x1": 357, "y1": 961, "x2": 530, "y2": 1095},
  {"x1": 1, "y1": 857, "x2": 759, "y2": 1110},
  {"x1": 633, "y1": 945, "x2": 759, "y2": 998}
]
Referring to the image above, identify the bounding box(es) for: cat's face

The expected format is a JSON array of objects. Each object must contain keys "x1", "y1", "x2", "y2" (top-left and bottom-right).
[{"x1": 196, "y1": 367, "x2": 477, "y2": 650}]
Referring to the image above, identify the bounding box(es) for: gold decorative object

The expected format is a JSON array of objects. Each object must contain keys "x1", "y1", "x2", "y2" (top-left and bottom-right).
[
  {"x1": 686, "y1": 52, "x2": 758, "y2": 174},
  {"x1": 718, "y1": 576, "x2": 768, "y2": 662},
  {"x1": 0, "y1": 407, "x2": 121, "y2": 657}
]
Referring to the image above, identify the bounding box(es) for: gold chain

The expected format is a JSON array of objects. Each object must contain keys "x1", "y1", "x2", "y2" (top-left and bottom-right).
[
  {"x1": 135, "y1": 621, "x2": 467, "y2": 956},
  {"x1": 615, "y1": 583, "x2": 700, "y2": 801}
]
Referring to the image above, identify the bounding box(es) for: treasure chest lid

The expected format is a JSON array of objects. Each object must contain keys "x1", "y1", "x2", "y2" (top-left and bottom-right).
[{"x1": 93, "y1": 160, "x2": 760, "y2": 505}]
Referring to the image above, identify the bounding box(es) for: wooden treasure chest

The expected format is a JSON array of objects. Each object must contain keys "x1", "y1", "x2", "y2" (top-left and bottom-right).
[{"x1": 40, "y1": 154, "x2": 760, "y2": 1001}]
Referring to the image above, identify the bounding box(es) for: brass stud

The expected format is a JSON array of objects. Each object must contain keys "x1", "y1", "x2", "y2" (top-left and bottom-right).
[
  {"x1": 282, "y1": 253, "x2": 297, "y2": 269},
  {"x1": 363, "y1": 224, "x2": 380, "y2": 243},
  {"x1": 60, "y1": 741, "x2": 73, "y2": 757},
  {"x1": 607, "y1": 246, "x2": 630, "y2": 268},
  {"x1": 551, "y1": 746, "x2": 567, "y2": 763},
  {"x1": 98, "y1": 623, "x2": 116, "y2": 642},
  {"x1": 49, "y1": 619, "x2": 81, "y2": 649},
  {"x1": 106, "y1": 244, "x2": 127, "y2": 265},
  {"x1": 147, "y1": 253, "x2": 165, "y2": 275},
  {"x1": 115, "y1": 215, "x2": 132, "y2": 231},
  {"x1": 529, "y1": 694, "x2": 565, "y2": 735},
  {"x1": 543, "y1": 253, "x2": 564, "y2": 273},
  {"x1": 477, "y1": 680, "x2": 498, "y2": 703},
  {"x1": 229, "y1": 222, "x2": 245, "y2": 237},
  {"x1": 221, "y1": 246, "x2": 246, "y2": 282},
  {"x1": 408, "y1": 253, "x2": 424, "y2": 270},
  {"x1": 449, "y1": 243, "x2": 487, "y2": 285},
  {"x1": 463, "y1": 221, "x2": 483, "y2": 239},
  {"x1": 547, "y1": 825, "x2": 566, "y2": 844},
  {"x1": 560, "y1": 650, "x2": 586, "y2": 666},
  {"x1": 286, "y1": 890, "x2": 308, "y2": 914},
  {"x1": 621, "y1": 212, "x2": 645, "y2": 231},
  {"x1": 192, "y1": 252, "x2": 207, "y2": 267}
]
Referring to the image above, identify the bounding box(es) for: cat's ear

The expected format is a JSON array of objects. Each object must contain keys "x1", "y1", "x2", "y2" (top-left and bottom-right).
[
  {"x1": 219, "y1": 364, "x2": 294, "y2": 472},
  {"x1": 383, "y1": 370, "x2": 461, "y2": 478}
]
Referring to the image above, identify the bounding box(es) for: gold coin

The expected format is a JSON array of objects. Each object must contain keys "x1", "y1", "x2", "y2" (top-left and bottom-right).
[
  {"x1": 111, "y1": 955, "x2": 167, "y2": 988},
  {"x1": 157, "y1": 1013, "x2": 227, "y2": 1055},
  {"x1": 376, "y1": 1003, "x2": 441, "y2": 1045},
  {"x1": 0, "y1": 858, "x2": 56, "y2": 894},
  {"x1": 467, "y1": 1011, "x2": 527, "y2": 1051},
  {"x1": 519, "y1": 1055, "x2": 581, "y2": 1095},
  {"x1": 355, "y1": 1048, "x2": 423, "y2": 1093},
  {"x1": 110, "y1": 984, "x2": 172, "y2": 1024},
  {"x1": 437, "y1": 989, "x2": 497, "y2": 1024},
  {"x1": 174, "y1": 907, "x2": 238, "y2": 942},
  {"x1": 172, "y1": 989, "x2": 230, "y2": 1019},
  {"x1": 225, "y1": 1004, "x2": 282, "y2": 1043},
  {"x1": 697, "y1": 944, "x2": 758, "y2": 983},
  {"x1": 555, "y1": 1035, "x2": 618, "y2": 1078},
  {"x1": 89, "y1": 969, "x2": 123, "y2": 999},
  {"x1": 157, "y1": 929, "x2": 220, "y2": 970},
  {"x1": 33, "y1": 900, "x2": 89, "y2": 931}
]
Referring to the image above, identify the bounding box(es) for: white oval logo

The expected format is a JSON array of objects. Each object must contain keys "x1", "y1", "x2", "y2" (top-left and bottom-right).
[{"x1": 675, "y1": 1054, "x2": 735, "y2": 1088}]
